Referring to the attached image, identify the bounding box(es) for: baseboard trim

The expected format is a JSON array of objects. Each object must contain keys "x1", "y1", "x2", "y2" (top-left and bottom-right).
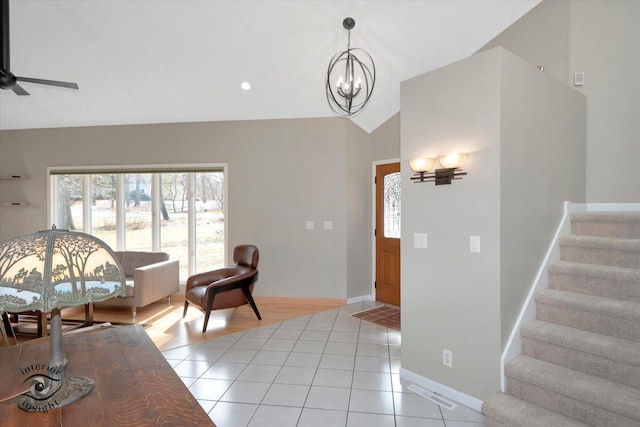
[
  {"x1": 400, "y1": 368, "x2": 484, "y2": 413},
  {"x1": 347, "y1": 294, "x2": 374, "y2": 304},
  {"x1": 252, "y1": 296, "x2": 346, "y2": 306}
]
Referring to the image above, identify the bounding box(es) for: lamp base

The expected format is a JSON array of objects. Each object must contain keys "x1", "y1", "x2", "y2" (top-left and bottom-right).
[{"x1": 18, "y1": 376, "x2": 94, "y2": 412}]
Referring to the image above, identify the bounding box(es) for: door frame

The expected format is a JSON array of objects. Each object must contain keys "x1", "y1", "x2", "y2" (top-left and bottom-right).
[{"x1": 371, "y1": 158, "x2": 401, "y2": 301}]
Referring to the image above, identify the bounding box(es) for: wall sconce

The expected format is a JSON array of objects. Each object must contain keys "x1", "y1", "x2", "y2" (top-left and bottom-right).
[{"x1": 409, "y1": 153, "x2": 468, "y2": 185}]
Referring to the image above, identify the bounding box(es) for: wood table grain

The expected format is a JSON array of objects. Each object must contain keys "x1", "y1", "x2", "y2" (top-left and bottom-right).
[{"x1": 0, "y1": 324, "x2": 215, "y2": 426}]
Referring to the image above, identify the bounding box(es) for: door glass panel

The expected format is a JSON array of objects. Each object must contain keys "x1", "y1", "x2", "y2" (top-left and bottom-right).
[{"x1": 384, "y1": 172, "x2": 401, "y2": 238}]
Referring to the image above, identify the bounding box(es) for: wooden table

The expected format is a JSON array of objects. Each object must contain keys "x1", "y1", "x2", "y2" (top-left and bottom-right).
[{"x1": 0, "y1": 325, "x2": 215, "y2": 426}]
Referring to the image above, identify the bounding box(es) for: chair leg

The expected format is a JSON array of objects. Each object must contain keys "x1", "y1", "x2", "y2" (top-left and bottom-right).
[
  {"x1": 1, "y1": 312, "x2": 16, "y2": 346},
  {"x1": 202, "y1": 310, "x2": 212, "y2": 333},
  {"x1": 183, "y1": 301, "x2": 189, "y2": 318},
  {"x1": 241, "y1": 286, "x2": 262, "y2": 320},
  {"x1": 202, "y1": 292, "x2": 217, "y2": 333}
]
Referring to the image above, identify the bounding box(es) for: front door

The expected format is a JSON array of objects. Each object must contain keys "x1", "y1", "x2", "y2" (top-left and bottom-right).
[{"x1": 375, "y1": 162, "x2": 401, "y2": 306}]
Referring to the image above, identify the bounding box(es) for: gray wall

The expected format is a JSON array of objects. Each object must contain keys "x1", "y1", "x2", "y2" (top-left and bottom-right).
[
  {"x1": 346, "y1": 121, "x2": 373, "y2": 299},
  {"x1": 480, "y1": 0, "x2": 640, "y2": 203},
  {"x1": 370, "y1": 113, "x2": 401, "y2": 162},
  {"x1": 401, "y1": 49, "x2": 503, "y2": 401},
  {"x1": 0, "y1": 117, "x2": 372, "y2": 300},
  {"x1": 400, "y1": 47, "x2": 585, "y2": 401},
  {"x1": 499, "y1": 50, "x2": 586, "y2": 346}
]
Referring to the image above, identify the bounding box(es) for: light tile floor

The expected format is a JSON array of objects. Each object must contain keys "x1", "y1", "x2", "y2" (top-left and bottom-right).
[{"x1": 162, "y1": 301, "x2": 486, "y2": 427}]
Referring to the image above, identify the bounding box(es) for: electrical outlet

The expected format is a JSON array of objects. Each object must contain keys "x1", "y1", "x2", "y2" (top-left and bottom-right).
[{"x1": 443, "y1": 349, "x2": 453, "y2": 367}]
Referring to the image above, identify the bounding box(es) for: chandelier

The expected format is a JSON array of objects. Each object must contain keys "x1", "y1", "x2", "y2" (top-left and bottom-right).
[{"x1": 326, "y1": 17, "x2": 376, "y2": 117}]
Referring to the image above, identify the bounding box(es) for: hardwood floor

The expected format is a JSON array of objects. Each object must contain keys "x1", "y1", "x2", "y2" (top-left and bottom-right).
[{"x1": 11, "y1": 294, "x2": 345, "y2": 351}]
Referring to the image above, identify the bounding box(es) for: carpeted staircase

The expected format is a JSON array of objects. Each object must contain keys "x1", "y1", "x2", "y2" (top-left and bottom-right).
[{"x1": 483, "y1": 211, "x2": 640, "y2": 427}]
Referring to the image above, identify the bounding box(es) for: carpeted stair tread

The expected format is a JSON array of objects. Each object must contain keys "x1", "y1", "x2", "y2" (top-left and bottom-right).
[
  {"x1": 548, "y1": 261, "x2": 640, "y2": 282},
  {"x1": 570, "y1": 212, "x2": 640, "y2": 224},
  {"x1": 536, "y1": 289, "x2": 640, "y2": 322},
  {"x1": 560, "y1": 235, "x2": 640, "y2": 251},
  {"x1": 570, "y1": 212, "x2": 640, "y2": 239},
  {"x1": 482, "y1": 392, "x2": 589, "y2": 427},
  {"x1": 548, "y1": 261, "x2": 640, "y2": 301},
  {"x1": 521, "y1": 320, "x2": 640, "y2": 366},
  {"x1": 559, "y1": 235, "x2": 640, "y2": 268},
  {"x1": 506, "y1": 356, "x2": 640, "y2": 422},
  {"x1": 521, "y1": 320, "x2": 640, "y2": 388}
]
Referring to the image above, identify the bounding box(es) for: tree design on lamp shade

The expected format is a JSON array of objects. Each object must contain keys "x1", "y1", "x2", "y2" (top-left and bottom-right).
[{"x1": 0, "y1": 228, "x2": 126, "y2": 313}]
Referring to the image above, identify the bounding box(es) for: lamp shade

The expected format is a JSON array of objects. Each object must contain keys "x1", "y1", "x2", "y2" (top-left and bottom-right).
[
  {"x1": 0, "y1": 227, "x2": 125, "y2": 314},
  {"x1": 0, "y1": 227, "x2": 125, "y2": 411},
  {"x1": 409, "y1": 157, "x2": 437, "y2": 173},
  {"x1": 437, "y1": 153, "x2": 469, "y2": 169}
]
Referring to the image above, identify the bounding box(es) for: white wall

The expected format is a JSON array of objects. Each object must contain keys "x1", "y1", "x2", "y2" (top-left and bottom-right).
[
  {"x1": 480, "y1": 0, "x2": 640, "y2": 203},
  {"x1": 0, "y1": 117, "x2": 369, "y2": 300},
  {"x1": 400, "y1": 47, "x2": 585, "y2": 402}
]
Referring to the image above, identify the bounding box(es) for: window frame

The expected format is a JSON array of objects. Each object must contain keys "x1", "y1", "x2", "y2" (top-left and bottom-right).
[{"x1": 47, "y1": 163, "x2": 228, "y2": 282}]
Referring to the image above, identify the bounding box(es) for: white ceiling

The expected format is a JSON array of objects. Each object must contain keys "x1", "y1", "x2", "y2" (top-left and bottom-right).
[{"x1": 0, "y1": 0, "x2": 539, "y2": 133}]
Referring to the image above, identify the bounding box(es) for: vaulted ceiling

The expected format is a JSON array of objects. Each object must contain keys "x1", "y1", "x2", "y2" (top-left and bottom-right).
[{"x1": 0, "y1": 0, "x2": 539, "y2": 133}]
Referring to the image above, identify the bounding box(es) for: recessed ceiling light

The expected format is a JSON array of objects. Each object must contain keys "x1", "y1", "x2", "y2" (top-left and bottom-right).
[{"x1": 241, "y1": 82, "x2": 251, "y2": 91}]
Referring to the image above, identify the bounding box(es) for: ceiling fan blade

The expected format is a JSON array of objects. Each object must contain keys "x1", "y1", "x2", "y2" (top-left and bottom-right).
[
  {"x1": 16, "y1": 76, "x2": 79, "y2": 90},
  {"x1": 12, "y1": 83, "x2": 29, "y2": 95},
  {"x1": 1, "y1": 0, "x2": 10, "y2": 71}
]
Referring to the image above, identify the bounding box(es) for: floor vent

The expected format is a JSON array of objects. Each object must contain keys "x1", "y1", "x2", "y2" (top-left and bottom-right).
[{"x1": 407, "y1": 385, "x2": 458, "y2": 410}]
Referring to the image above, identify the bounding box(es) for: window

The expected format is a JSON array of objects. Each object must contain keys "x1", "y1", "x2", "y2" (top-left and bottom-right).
[{"x1": 50, "y1": 166, "x2": 226, "y2": 281}]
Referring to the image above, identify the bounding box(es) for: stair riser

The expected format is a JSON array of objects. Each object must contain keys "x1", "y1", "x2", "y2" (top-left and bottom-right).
[
  {"x1": 549, "y1": 272, "x2": 640, "y2": 303},
  {"x1": 522, "y1": 337, "x2": 640, "y2": 389},
  {"x1": 560, "y1": 245, "x2": 640, "y2": 269},
  {"x1": 536, "y1": 302, "x2": 640, "y2": 342},
  {"x1": 506, "y1": 377, "x2": 640, "y2": 427},
  {"x1": 571, "y1": 221, "x2": 640, "y2": 239}
]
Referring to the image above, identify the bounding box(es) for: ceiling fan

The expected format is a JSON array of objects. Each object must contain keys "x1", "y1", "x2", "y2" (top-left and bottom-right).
[{"x1": 0, "y1": 0, "x2": 78, "y2": 95}]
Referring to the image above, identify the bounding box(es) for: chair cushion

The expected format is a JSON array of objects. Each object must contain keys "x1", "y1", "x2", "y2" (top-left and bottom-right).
[{"x1": 114, "y1": 251, "x2": 170, "y2": 277}]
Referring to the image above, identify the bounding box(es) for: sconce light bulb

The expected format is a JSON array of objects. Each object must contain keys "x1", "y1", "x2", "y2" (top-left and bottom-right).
[
  {"x1": 438, "y1": 153, "x2": 468, "y2": 169},
  {"x1": 409, "y1": 157, "x2": 437, "y2": 173}
]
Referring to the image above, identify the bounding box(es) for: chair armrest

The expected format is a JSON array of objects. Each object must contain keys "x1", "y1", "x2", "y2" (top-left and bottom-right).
[
  {"x1": 203, "y1": 269, "x2": 257, "y2": 295},
  {"x1": 186, "y1": 267, "x2": 238, "y2": 291}
]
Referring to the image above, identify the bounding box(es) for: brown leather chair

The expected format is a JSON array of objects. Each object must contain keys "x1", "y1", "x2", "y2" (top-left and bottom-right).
[{"x1": 183, "y1": 245, "x2": 261, "y2": 332}]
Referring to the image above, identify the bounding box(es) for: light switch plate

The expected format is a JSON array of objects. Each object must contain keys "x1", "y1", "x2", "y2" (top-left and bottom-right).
[
  {"x1": 414, "y1": 233, "x2": 428, "y2": 249},
  {"x1": 323, "y1": 221, "x2": 333, "y2": 230},
  {"x1": 470, "y1": 236, "x2": 480, "y2": 253},
  {"x1": 306, "y1": 221, "x2": 315, "y2": 230}
]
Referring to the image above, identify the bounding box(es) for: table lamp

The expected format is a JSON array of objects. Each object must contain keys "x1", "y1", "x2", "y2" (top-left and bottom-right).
[{"x1": 0, "y1": 226, "x2": 125, "y2": 411}]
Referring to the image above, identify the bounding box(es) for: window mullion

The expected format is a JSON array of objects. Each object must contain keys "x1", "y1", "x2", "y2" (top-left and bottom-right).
[
  {"x1": 116, "y1": 175, "x2": 126, "y2": 250},
  {"x1": 188, "y1": 173, "x2": 196, "y2": 277},
  {"x1": 152, "y1": 174, "x2": 161, "y2": 251},
  {"x1": 83, "y1": 175, "x2": 92, "y2": 233}
]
